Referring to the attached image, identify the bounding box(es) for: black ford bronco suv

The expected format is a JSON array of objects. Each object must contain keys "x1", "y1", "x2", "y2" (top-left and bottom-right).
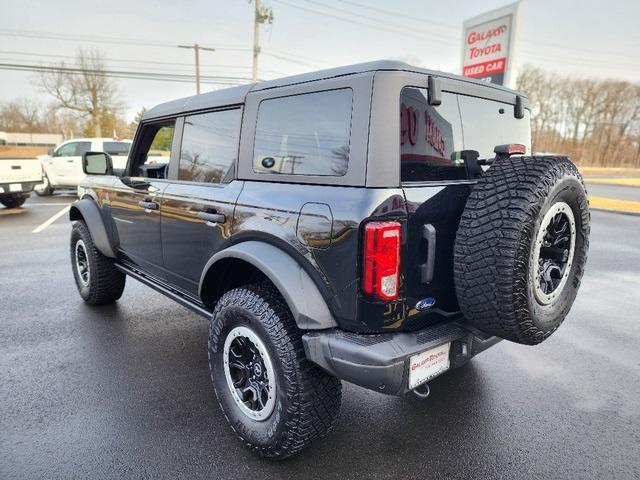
[{"x1": 69, "y1": 61, "x2": 589, "y2": 459}]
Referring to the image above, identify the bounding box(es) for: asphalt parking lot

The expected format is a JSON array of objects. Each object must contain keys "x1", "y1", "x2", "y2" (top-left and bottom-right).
[{"x1": 1, "y1": 192, "x2": 639, "y2": 479}]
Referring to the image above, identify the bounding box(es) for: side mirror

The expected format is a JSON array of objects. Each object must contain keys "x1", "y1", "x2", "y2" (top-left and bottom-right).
[
  {"x1": 82, "y1": 151, "x2": 113, "y2": 175},
  {"x1": 47, "y1": 147, "x2": 54, "y2": 156}
]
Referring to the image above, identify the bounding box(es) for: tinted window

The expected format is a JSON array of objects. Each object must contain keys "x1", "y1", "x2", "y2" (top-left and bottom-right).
[
  {"x1": 400, "y1": 88, "x2": 465, "y2": 182},
  {"x1": 74, "y1": 142, "x2": 91, "y2": 156},
  {"x1": 54, "y1": 142, "x2": 76, "y2": 157},
  {"x1": 253, "y1": 89, "x2": 353, "y2": 176},
  {"x1": 458, "y1": 95, "x2": 531, "y2": 159},
  {"x1": 178, "y1": 109, "x2": 241, "y2": 183},
  {"x1": 103, "y1": 142, "x2": 131, "y2": 156},
  {"x1": 132, "y1": 122, "x2": 175, "y2": 179}
]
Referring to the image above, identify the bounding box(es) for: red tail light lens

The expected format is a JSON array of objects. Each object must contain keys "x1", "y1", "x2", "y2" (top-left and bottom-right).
[{"x1": 363, "y1": 221, "x2": 401, "y2": 300}]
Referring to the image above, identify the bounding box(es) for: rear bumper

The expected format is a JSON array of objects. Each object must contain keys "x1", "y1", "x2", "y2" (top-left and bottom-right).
[
  {"x1": 303, "y1": 322, "x2": 501, "y2": 395},
  {"x1": 0, "y1": 181, "x2": 40, "y2": 195}
]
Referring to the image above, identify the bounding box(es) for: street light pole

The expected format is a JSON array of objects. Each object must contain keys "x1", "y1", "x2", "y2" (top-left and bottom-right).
[{"x1": 178, "y1": 43, "x2": 216, "y2": 94}]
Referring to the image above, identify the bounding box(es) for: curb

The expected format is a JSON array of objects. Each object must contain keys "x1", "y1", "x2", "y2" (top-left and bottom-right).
[{"x1": 589, "y1": 207, "x2": 640, "y2": 217}]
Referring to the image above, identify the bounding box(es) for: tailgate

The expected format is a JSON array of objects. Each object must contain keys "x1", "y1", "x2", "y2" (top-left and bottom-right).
[
  {"x1": 403, "y1": 184, "x2": 472, "y2": 314},
  {"x1": 0, "y1": 158, "x2": 42, "y2": 184}
]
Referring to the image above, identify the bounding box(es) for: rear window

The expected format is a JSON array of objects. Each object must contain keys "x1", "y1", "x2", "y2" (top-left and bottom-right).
[
  {"x1": 458, "y1": 95, "x2": 531, "y2": 159},
  {"x1": 103, "y1": 142, "x2": 131, "y2": 156},
  {"x1": 400, "y1": 87, "x2": 530, "y2": 183},
  {"x1": 253, "y1": 89, "x2": 353, "y2": 176},
  {"x1": 400, "y1": 87, "x2": 465, "y2": 182}
]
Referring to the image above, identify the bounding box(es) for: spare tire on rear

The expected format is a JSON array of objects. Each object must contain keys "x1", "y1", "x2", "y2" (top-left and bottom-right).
[{"x1": 454, "y1": 156, "x2": 590, "y2": 345}]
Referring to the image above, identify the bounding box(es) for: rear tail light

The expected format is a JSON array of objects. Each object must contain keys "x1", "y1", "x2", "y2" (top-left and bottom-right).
[{"x1": 362, "y1": 221, "x2": 401, "y2": 301}]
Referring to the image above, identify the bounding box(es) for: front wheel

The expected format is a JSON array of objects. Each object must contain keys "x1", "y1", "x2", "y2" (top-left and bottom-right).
[
  {"x1": 70, "y1": 221, "x2": 126, "y2": 305},
  {"x1": 208, "y1": 283, "x2": 342, "y2": 459}
]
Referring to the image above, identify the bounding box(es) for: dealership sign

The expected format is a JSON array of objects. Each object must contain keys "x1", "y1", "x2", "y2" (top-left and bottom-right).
[{"x1": 461, "y1": 2, "x2": 521, "y2": 87}]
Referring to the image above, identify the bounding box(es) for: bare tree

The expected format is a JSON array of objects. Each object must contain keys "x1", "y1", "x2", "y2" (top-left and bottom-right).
[
  {"x1": 39, "y1": 49, "x2": 122, "y2": 137},
  {"x1": 0, "y1": 98, "x2": 46, "y2": 133},
  {"x1": 517, "y1": 65, "x2": 640, "y2": 168}
]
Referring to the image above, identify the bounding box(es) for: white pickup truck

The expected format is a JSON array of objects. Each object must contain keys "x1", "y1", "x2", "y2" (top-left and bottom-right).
[
  {"x1": 0, "y1": 157, "x2": 42, "y2": 208},
  {"x1": 36, "y1": 138, "x2": 132, "y2": 196}
]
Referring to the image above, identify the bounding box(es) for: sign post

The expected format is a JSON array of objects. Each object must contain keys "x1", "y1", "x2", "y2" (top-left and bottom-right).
[{"x1": 461, "y1": 2, "x2": 521, "y2": 87}]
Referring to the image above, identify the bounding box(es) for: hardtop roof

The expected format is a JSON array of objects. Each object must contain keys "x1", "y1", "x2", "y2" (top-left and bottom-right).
[{"x1": 143, "y1": 60, "x2": 525, "y2": 121}]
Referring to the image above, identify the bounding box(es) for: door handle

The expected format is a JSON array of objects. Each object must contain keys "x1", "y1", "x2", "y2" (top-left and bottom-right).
[
  {"x1": 198, "y1": 211, "x2": 226, "y2": 224},
  {"x1": 138, "y1": 200, "x2": 159, "y2": 210},
  {"x1": 67, "y1": 159, "x2": 75, "y2": 163},
  {"x1": 419, "y1": 224, "x2": 436, "y2": 284}
]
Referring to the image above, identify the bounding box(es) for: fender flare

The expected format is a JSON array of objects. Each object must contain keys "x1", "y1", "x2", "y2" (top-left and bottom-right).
[
  {"x1": 69, "y1": 198, "x2": 118, "y2": 258},
  {"x1": 199, "y1": 241, "x2": 337, "y2": 330}
]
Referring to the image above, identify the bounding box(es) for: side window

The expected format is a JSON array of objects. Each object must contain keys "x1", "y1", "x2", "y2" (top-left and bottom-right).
[
  {"x1": 131, "y1": 121, "x2": 175, "y2": 179},
  {"x1": 457, "y1": 95, "x2": 531, "y2": 159},
  {"x1": 74, "y1": 142, "x2": 91, "y2": 156},
  {"x1": 400, "y1": 88, "x2": 465, "y2": 182},
  {"x1": 253, "y1": 89, "x2": 353, "y2": 176},
  {"x1": 178, "y1": 109, "x2": 241, "y2": 183},
  {"x1": 103, "y1": 142, "x2": 131, "y2": 156},
  {"x1": 54, "y1": 142, "x2": 77, "y2": 157}
]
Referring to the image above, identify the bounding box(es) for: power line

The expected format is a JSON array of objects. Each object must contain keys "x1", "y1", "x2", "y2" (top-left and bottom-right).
[
  {"x1": 0, "y1": 50, "x2": 254, "y2": 70},
  {"x1": 519, "y1": 50, "x2": 640, "y2": 72},
  {"x1": 335, "y1": 0, "x2": 458, "y2": 30},
  {"x1": 0, "y1": 28, "x2": 249, "y2": 52},
  {"x1": 0, "y1": 28, "x2": 321, "y2": 72},
  {"x1": 270, "y1": 0, "x2": 458, "y2": 47},
  {"x1": 261, "y1": 50, "x2": 329, "y2": 68},
  {"x1": 304, "y1": 0, "x2": 459, "y2": 40},
  {"x1": 0, "y1": 62, "x2": 251, "y2": 85}
]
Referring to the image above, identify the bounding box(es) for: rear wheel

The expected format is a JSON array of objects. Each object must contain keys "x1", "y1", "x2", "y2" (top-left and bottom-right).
[
  {"x1": 0, "y1": 195, "x2": 27, "y2": 208},
  {"x1": 208, "y1": 283, "x2": 342, "y2": 459},
  {"x1": 454, "y1": 156, "x2": 590, "y2": 345},
  {"x1": 70, "y1": 221, "x2": 126, "y2": 305},
  {"x1": 34, "y1": 175, "x2": 54, "y2": 196}
]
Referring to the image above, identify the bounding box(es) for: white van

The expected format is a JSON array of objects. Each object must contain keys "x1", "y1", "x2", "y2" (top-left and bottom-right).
[{"x1": 36, "y1": 138, "x2": 132, "y2": 196}]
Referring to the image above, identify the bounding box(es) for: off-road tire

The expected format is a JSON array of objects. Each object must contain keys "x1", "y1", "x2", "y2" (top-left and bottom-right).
[
  {"x1": 0, "y1": 195, "x2": 27, "y2": 208},
  {"x1": 454, "y1": 156, "x2": 589, "y2": 345},
  {"x1": 208, "y1": 283, "x2": 342, "y2": 459},
  {"x1": 70, "y1": 220, "x2": 126, "y2": 305}
]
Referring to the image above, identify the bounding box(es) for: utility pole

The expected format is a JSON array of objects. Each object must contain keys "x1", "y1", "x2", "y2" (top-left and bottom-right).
[
  {"x1": 251, "y1": 0, "x2": 274, "y2": 82},
  {"x1": 178, "y1": 43, "x2": 216, "y2": 94}
]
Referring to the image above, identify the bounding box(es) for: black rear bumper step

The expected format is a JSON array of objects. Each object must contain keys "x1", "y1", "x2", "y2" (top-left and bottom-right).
[{"x1": 303, "y1": 322, "x2": 500, "y2": 395}]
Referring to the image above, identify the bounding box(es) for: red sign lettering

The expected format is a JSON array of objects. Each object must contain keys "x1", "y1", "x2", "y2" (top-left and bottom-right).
[{"x1": 462, "y1": 57, "x2": 506, "y2": 78}]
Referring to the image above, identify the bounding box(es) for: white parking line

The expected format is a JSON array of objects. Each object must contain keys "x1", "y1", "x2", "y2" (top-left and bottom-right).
[
  {"x1": 28, "y1": 203, "x2": 74, "y2": 207},
  {"x1": 32, "y1": 205, "x2": 71, "y2": 233}
]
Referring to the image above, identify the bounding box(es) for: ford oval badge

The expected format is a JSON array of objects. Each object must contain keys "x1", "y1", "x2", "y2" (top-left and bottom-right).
[{"x1": 416, "y1": 297, "x2": 436, "y2": 311}]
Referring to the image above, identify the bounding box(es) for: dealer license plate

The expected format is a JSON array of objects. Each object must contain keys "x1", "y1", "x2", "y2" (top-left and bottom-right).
[
  {"x1": 408, "y1": 343, "x2": 451, "y2": 389},
  {"x1": 9, "y1": 183, "x2": 22, "y2": 192}
]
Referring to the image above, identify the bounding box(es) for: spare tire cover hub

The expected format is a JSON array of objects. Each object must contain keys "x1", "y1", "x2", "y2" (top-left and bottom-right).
[{"x1": 532, "y1": 201, "x2": 576, "y2": 305}]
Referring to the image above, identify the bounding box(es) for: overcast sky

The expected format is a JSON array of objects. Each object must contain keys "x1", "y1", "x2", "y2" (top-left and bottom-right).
[{"x1": 1, "y1": 0, "x2": 639, "y2": 121}]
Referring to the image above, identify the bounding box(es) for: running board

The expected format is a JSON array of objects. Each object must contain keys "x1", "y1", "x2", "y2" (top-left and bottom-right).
[{"x1": 114, "y1": 263, "x2": 211, "y2": 319}]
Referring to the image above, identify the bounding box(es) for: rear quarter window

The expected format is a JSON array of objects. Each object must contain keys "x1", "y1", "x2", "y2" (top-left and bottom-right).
[{"x1": 253, "y1": 89, "x2": 353, "y2": 176}]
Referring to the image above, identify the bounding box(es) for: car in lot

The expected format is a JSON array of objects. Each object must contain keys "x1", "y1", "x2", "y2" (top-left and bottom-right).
[
  {"x1": 35, "y1": 138, "x2": 134, "y2": 196},
  {"x1": 0, "y1": 156, "x2": 42, "y2": 208},
  {"x1": 67, "y1": 60, "x2": 590, "y2": 459}
]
